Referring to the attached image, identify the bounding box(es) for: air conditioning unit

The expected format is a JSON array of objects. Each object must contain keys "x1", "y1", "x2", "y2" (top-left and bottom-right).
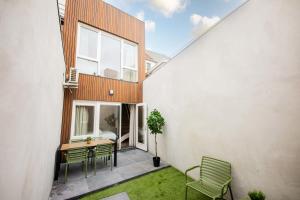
[{"x1": 63, "y1": 67, "x2": 79, "y2": 89}]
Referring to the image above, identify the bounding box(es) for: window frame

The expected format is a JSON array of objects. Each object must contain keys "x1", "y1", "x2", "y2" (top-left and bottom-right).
[
  {"x1": 121, "y1": 40, "x2": 138, "y2": 82},
  {"x1": 70, "y1": 100, "x2": 98, "y2": 140},
  {"x1": 75, "y1": 22, "x2": 139, "y2": 82},
  {"x1": 76, "y1": 23, "x2": 100, "y2": 75},
  {"x1": 70, "y1": 100, "x2": 122, "y2": 141}
]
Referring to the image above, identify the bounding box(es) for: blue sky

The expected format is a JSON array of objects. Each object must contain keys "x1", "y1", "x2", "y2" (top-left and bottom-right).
[{"x1": 104, "y1": 0, "x2": 246, "y2": 57}]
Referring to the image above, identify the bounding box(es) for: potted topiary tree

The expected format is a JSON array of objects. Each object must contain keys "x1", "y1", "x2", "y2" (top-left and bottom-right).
[{"x1": 147, "y1": 109, "x2": 165, "y2": 167}]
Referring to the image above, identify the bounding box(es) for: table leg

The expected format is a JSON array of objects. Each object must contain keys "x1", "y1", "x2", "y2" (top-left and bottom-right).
[
  {"x1": 54, "y1": 146, "x2": 61, "y2": 181},
  {"x1": 114, "y1": 141, "x2": 117, "y2": 166}
]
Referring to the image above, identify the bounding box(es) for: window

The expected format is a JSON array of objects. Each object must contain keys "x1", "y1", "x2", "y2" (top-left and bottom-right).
[
  {"x1": 74, "y1": 105, "x2": 95, "y2": 137},
  {"x1": 100, "y1": 33, "x2": 121, "y2": 79},
  {"x1": 123, "y1": 42, "x2": 137, "y2": 69},
  {"x1": 71, "y1": 101, "x2": 121, "y2": 140},
  {"x1": 76, "y1": 25, "x2": 99, "y2": 75},
  {"x1": 145, "y1": 60, "x2": 156, "y2": 73},
  {"x1": 78, "y1": 27, "x2": 98, "y2": 58},
  {"x1": 146, "y1": 62, "x2": 151, "y2": 72},
  {"x1": 75, "y1": 23, "x2": 138, "y2": 82},
  {"x1": 122, "y1": 42, "x2": 138, "y2": 82}
]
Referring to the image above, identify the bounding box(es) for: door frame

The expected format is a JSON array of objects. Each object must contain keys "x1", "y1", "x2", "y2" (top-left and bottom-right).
[{"x1": 135, "y1": 103, "x2": 148, "y2": 151}]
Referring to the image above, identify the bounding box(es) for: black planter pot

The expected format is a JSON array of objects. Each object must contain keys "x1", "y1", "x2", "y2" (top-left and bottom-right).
[{"x1": 153, "y1": 156, "x2": 160, "y2": 167}]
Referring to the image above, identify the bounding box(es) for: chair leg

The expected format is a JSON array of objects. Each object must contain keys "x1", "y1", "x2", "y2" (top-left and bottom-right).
[
  {"x1": 85, "y1": 160, "x2": 87, "y2": 178},
  {"x1": 64, "y1": 163, "x2": 68, "y2": 183},
  {"x1": 110, "y1": 155, "x2": 113, "y2": 171},
  {"x1": 185, "y1": 186, "x2": 188, "y2": 200},
  {"x1": 94, "y1": 158, "x2": 96, "y2": 175},
  {"x1": 229, "y1": 185, "x2": 234, "y2": 200}
]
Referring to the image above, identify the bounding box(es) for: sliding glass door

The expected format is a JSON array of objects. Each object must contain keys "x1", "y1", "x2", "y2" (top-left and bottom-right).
[{"x1": 99, "y1": 104, "x2": 121, "y2": 141}]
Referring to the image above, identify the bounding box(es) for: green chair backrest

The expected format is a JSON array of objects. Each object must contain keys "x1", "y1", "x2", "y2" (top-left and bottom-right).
[
  {"x1": 200, "y1": 156, "x2": 231, "y2": 190},
  {"x1": 95, "y1": 144, "x2": 112, "y2": 157},
  {"x1": 66, "y1": 147, "x2": 88, "y2": 163}
]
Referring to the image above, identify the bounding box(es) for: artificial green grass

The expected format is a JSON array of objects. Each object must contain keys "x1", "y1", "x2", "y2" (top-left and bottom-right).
[{"x1": 81, "y1": 167, "x2": 207, "y2": 200}]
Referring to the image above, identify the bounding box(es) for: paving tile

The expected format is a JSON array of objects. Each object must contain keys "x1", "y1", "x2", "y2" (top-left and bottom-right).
[
  {"x1": 102, "y1": 192, "x2": 130, "y2": 200},
  {"x1": 116, "y1": 156, "x2": 132, "y2": 167},
  {"x1": 50, "y1": 149, "x2": 168, "y2": 200},
  {"x1": 115, "y1": 163, "x2": 148, "y2": 180},
  {"x1": 50, "y1": 179, "x2": 89, "y2": 200},
  {"x1": 87, "y1": 171, "x2": 123, "y2": 191}
]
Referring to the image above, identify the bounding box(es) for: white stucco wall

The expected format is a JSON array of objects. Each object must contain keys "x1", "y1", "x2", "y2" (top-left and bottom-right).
[
  {"x1": 144, "y1": 0, "x2": 300, "y2": 199},
  {"x1": 0, "y1": 1, "x2": 65, "y2": 200}
]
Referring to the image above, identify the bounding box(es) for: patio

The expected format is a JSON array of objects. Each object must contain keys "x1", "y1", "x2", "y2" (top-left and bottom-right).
[{"x1": 49, "y1": 149, "x2": 169, "y2": 200}]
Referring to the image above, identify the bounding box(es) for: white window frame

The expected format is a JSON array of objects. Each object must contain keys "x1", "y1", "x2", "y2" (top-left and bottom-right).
[
  {"x1": 121, "y1": 40, "x2": 138, "y2": 81},
  {"x1": 70, "y1": 100, "x2": 98, "y2": 140},
  {"x1": 76, "y1": 23, "x2": 100, "y2": 75},
  {"x1": 70, "y1": 100, "x2": 122, "y2": 141},
  {"x1": 75, "y1": 22, "x2": 138, "y2": 82}
]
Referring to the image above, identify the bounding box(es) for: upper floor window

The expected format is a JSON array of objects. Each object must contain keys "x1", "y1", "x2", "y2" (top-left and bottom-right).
[
  {"x1": 76, "y1": 23, "x2": 138, "y2": 82},
  {"x1": 122, "y1": 42, "x2": 138, "y2": 82},
  {"x1": 145, "y1": 60, "x2": 156, "y2": 73},
  {"x1": 77, "y1": 26, "x2": 99, "y2": 75},
  {"x1": 101, "y1": 33, "x2": 121, "y2": 79}
]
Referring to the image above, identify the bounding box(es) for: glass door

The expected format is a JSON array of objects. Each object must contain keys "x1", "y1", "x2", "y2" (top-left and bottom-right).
[
  {"x1": 98, "y1": 103, "x2": 121, "y2": 143},
  {"x1": 136, "y1": 103, "x2": 148, "y2": 151}
]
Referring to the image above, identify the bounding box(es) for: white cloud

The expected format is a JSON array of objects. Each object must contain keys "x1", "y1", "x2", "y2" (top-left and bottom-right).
[
  {"x1": 149, "y1": 0, "x2": 188, "y2": 17},
  {"x1": 145, "y1": 20, "x2": 156, "y2": 32},
  {"x1": 136, "y1": 10, "x2": 145, "y2": 21},
  {"x1": 190, "y1": 14, "x2": 202, "y2": 26},
  {"x1": 136, "y1": 10, "x2": 155, "y2": 32},
  {"x1": 190, "y1": 14, "x2": 220, "y2": 36}
]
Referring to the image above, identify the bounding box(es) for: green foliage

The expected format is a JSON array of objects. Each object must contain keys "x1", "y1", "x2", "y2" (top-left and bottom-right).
[
  {"x1": 147, "y1": 109, "x2": 165, "y2": 135},
  {"x1": 248, "y1": 190, "x2": 266, "y2": 200},
  {"x1": 86, "y1": 136, "x2": 92, "y2": 141}
]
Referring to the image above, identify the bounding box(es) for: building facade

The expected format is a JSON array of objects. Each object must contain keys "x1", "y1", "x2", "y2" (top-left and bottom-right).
[{"x1": 60, "y1": 0, "x2": 148, "y2": 151}]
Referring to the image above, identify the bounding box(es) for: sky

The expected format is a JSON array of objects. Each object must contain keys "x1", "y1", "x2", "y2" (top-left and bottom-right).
[{"x1": 103, "y1": 0, "x2": 247, "y2": 57}]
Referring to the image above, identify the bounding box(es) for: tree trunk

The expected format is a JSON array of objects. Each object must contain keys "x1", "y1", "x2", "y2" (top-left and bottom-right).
[{"x1": 155, "y1": 133, "x2": 157, "y2": 157}]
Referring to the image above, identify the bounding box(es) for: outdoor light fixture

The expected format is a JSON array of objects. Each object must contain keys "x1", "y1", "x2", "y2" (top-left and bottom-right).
[{"x1": 109, "y1": 89, "x2": 114, "y2": 96}]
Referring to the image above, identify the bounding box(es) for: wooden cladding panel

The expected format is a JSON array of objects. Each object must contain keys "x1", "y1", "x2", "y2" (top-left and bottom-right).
[
  {"x1": 73, "y1": 74, "x2": 139, "y2": 103},
  {"x1": 61, "y1": 0, "x2": 144, "y2": 144}
]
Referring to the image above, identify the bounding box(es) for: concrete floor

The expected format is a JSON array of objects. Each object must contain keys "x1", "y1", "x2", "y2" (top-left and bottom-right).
[{"x1": 49, "y1": 149, "x2": 168, "y2": 200}]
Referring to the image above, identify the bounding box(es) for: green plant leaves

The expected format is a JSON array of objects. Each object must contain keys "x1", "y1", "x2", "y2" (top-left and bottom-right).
[
  {"x1": 248, "y1": 190, "x2": 266, "y2": 200},
  {"x1": 146, "y1": 109, "x2": 165, "y2": 135}
]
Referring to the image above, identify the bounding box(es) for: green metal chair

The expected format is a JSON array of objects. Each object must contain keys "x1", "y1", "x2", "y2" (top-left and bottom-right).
[
  {"x1": 93, "y1": 144, "x2": 113, "y2": 175},
  {"x1": 185, "y1": 156, "x2": 232, "y2": 200},
  {"x1": 64, "y1": 147, "x2": 88, "y2": 183},
  {"x1": 69, "y1": 138, "x2": 95, "y2": 164}
]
